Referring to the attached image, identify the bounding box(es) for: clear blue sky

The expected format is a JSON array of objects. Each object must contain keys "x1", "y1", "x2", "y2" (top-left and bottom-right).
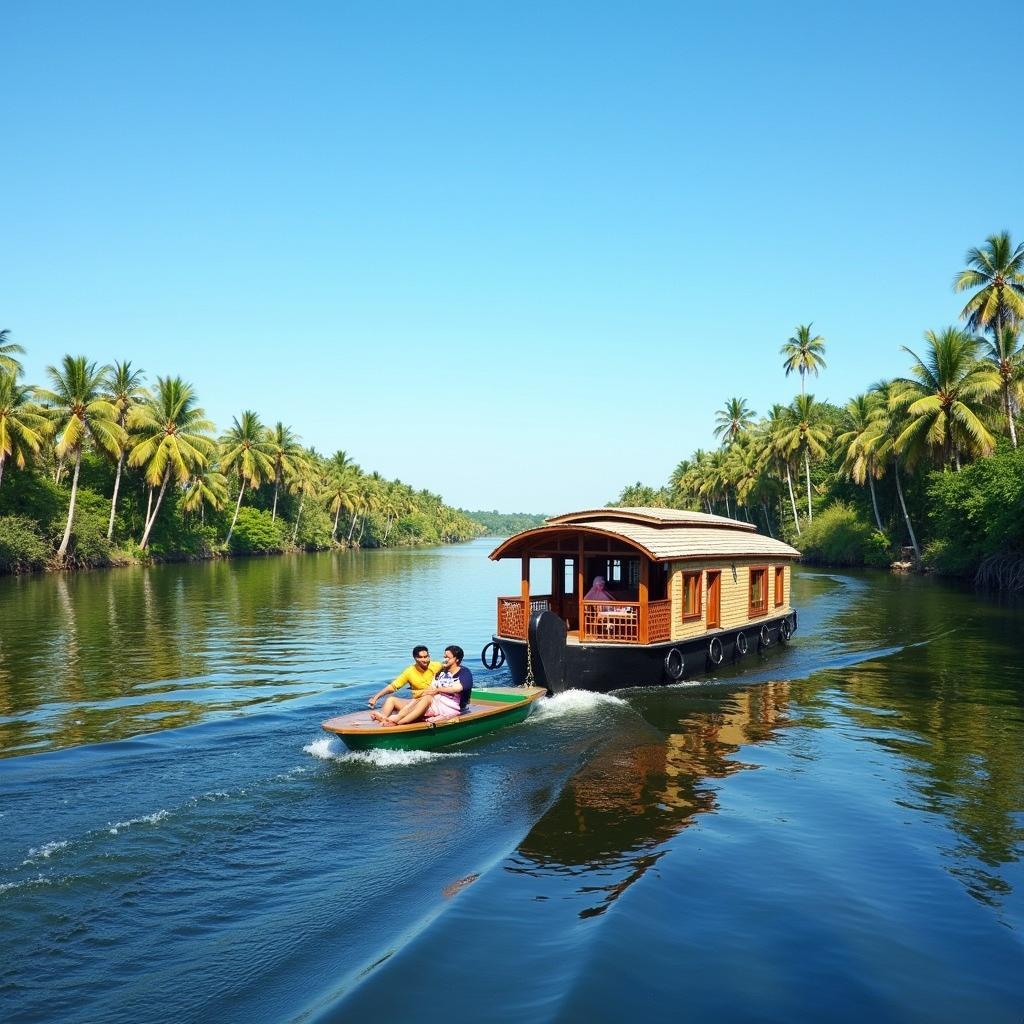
[{"x1": 3, "y1": 1, "x2": 1021, "y2": 512}]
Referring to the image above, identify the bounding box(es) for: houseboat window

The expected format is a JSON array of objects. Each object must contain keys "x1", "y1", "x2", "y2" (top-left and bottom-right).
[
  {"x1": 606, "y1": 559, "x2": 622, "y2": 584},
  {"x1": 627, "y1": 559, "x2": 640, "y2": 588},
  {"x1": 749, "y1": 567, "x2": 768, "y2": 617},
  {"x1": 564, "y1": 560, "x2": 576, "y2": 595},
  {"x1": 681, "y1": 570, "x2": 702, "y2": 621},
  {"x1": 774, "y1": 566, "x2": 785, "y2": 606}
]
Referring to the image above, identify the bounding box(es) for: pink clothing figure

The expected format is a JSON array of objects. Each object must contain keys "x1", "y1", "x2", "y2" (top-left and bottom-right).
[{"x1": 584, "y1": 576, "x2": 615, "y2": 602}]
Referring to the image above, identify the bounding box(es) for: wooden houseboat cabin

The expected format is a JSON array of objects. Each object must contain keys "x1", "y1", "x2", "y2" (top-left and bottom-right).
[{"x1": 484, "y1": 507, "x2": 799, "y2": 692}]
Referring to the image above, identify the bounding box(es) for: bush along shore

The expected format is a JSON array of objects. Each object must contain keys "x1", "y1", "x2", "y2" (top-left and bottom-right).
[
  {"x1": 0, "y1": 344, "x2": 484, "y2": 576},
  {"x1": 608, "y1": 231, "x2": 1024, "y2": 590}
]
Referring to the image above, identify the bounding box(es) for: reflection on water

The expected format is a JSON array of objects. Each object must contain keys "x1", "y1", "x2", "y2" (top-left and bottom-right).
[
  {"x1": 0, "y1": 546, "x2": 521, "y2": 756},
  {"x1": 2, "y1": 553, "x2": 1023, "y2": 1024},
  {"x1": 512, "y1": 684, "x2": 792, "y2": 916}
]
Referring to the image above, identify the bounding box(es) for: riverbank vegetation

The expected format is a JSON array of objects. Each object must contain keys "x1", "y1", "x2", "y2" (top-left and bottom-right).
[
  {"x1": 611, "y1": 232, "x2": 1024, "y2": 589},
  {"x1": 460, "y1": 510, "x2": 547, "y2": 535},
  {"x1": 0, "y1": 343, "x2": 482, "y2": 574}
]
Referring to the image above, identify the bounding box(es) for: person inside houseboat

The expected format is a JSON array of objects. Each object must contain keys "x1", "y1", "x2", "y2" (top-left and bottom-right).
[
  {"x1": 367, "y1": 645, "x2": 440, "y2": 723},
  {"x1": 584, "y1": 576, "x2": 616, "y2": 601},
  {"x1": 378, "y1": 645, "x2": 473, "y2": 727}
]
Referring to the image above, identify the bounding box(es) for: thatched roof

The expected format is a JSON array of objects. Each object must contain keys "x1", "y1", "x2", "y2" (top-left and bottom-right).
[{"x1": 490, "y1": 507, "x2": 799, "y2": 563}]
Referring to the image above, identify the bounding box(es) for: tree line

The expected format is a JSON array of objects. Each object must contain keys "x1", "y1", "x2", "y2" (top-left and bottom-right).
[
  {"x1": 0, "y1": 348, "x2": 483, "y2": 572},
  {"x1": 613, "y1": 231, "x2": 1024, "y2": 586}
]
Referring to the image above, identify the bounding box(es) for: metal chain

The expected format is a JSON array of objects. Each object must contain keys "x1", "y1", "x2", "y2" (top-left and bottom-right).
[{"x1": 524, "y1": 634, "x2": 536, "y2": 687}]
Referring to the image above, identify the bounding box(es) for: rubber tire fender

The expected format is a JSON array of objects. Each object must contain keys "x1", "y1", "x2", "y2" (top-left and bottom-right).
[
  {"x1": 779, "y1": 617, "x2": 793, "y2": 643},
  {"x1": 708, "y1": 636, "x2": 724, "y2": 666},
  {"x1": 663, "y1": 647, "x2": 685, "y2": 682},
  {"x1": 735, "y1": 631, "x2": 749, "y2": 657},
  {"x1": 759, "y1": 623, "x2": 771, "y2": 649},
  {"x1": 481, "y1": 641, "x2": 506, "y2": 670}
]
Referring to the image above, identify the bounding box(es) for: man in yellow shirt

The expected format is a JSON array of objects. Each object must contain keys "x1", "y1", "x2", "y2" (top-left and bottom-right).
[{"x1": 367, "y1": 645, "x2": 441, "y2": 723}]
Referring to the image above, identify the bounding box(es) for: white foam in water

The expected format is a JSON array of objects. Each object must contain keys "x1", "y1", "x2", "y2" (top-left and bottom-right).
[
  {"x1": 302, "y1": 736, "x2": 467, "y2": 767},
  {"x1": 303, "y1": 736, "x2": 343, "y2": 760},
  {"x1": 338, "y1": 748, "x2": 467, "y2": 767},
  {"x1": 530, "y1": 688, "x2": 627, "y2": 721},
  {"x1": 107, "y1": 809, "x2": 171, "y2": 835},
  {"x1": 23, "y1": 840, "x2": 69, "y2": 864},
  {"x1": 0, "y1": 875, "x2": 52, "y2": 895}
]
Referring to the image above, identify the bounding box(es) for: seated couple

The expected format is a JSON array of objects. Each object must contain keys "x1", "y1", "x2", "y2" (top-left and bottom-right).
[{"x1": 366, "y1": 645, "x2": 473, "y2": 727}]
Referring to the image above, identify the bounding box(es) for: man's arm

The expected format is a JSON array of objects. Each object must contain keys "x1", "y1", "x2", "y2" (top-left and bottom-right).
[{"x1": 367, "y1": 668, "x2": 409, "y2": 706}]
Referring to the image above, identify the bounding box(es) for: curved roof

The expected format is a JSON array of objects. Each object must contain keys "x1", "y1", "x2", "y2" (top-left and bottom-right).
[{"x1": 489, "y1": 507, "x2": 800, "y2": 563}]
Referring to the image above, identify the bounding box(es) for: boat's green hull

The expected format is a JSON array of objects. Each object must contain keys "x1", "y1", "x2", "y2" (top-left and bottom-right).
[{"x1": 339, "y1": 700, "x2": 536, "y2": 751}]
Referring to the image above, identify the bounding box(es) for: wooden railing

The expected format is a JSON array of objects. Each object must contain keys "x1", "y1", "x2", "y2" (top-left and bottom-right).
[
  {"x1": 496, "y1": 595, "x2": 552, "y2": 639},
  {"x1": 648, "y1": 599, "x2": 672, "y2": 643},
  {"x1": 500, "y1": 595, "x2": 673, "y2": 645},
  {"x1": 582, "y1": 600, "x2": 640, "y2": 642}
]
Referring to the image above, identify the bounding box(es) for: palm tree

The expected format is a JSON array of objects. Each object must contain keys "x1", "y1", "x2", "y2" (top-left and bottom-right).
[
  {"x1": 35, "y1": 356, "x2": 125, "y2": 561},
  {"x1": 219, "y1": 411, "x2": 275, "y2": 543},
  {"x1": 324, "y1": 468, "x2": 358, "y2": 542},
  {"x1": 980, "y1": 325, "x2": 1024, "y2": 448},
  {"x1": 713, "y1": 397, "x2": 756, "y2": 446},
  {"x1": 265, "y1": 422, "x2": 304, "y2": 521},
  {"x1": 102, "y1": 361, "x2": 148, "y2": 540},
  {"x1": 954, "y1": 231, "x2": 1024, "y2": 338},
  {"x1": 780, "y1": 394, "x2": 830, "y2": 523},
  {"x1": 872, "y1": 380, "x2": 920, "y2": 561},
  {"x1": 763, "y1": 404, "x2": 801, "y2": 534},
  {"x1": 891, "y1": 328, "x2": 1000, "y2": 470},
  {"x1": 289, "y1": 456, "x2": 322, "y2": 544},
  {"x1": 835, "y1": 393, "x2": 887, "y2": 533},
  {"x1": 182, "y1": 468, "x2": 229, "y2": 525},
  {"x1": 0, "y1": 330, "x2": 26, "y2": 377},
  {"x1": 127, "y1": 377, "x2": 216, "y2": 549},
  {"x1": 0, "y1": 371, "x2": 50, "y2": 486},
  {"x1": 781, "y1": 324, "x2": 827, "y2": 395}
]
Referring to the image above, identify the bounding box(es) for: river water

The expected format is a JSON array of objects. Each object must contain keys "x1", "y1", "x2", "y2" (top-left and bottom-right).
[{"x1": 1, "y1": 540, "x2": 1022, "y2": 1023}]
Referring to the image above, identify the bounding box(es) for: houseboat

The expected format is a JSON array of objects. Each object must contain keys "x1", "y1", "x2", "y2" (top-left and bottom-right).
[{"x1": 481, "y1": 507, "x2": 800, "y2": 692}]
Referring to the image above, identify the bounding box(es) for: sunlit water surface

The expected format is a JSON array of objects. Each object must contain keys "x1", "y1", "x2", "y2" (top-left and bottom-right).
[{"x1": 1, "y1": 541, "x2": 1022, "y2": 1023}]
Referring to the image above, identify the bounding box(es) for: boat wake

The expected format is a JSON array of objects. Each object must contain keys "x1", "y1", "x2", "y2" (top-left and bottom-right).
[
  {"x1": 302, "y1": 736, "x2": 471, "y2": 767},
  {"x1": 529, "y1": 689, "x2": 627, "y2": 722}
]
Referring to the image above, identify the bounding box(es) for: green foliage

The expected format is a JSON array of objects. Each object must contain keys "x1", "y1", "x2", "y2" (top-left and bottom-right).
[
  {"x1": 0, "y1": 515, "x2": 50, "y2": 573},
  {"x1": 797, "y1": 503, "x2": 891, "y2": 567},
  {"x1": 925, "y1": 443, "x2": 1024, "y2": 575},
  {"x1": 461, "y1": 510, "x2": 546, "y2": 535},
  {"x1": 228, "y1": 506, "x2": 287, "y2": 554},
  {"x1": 62, "y1": 486, "x2": 117, "y2": 568},
  {"x1": 294, "y1": 502, "x2": 333, "y2": 550}
]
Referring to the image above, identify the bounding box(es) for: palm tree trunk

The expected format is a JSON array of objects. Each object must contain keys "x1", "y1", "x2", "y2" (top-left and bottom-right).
[
  {"x1": 0, "y1": 456, "x2": 5, "y2": 488},
  {"x1": 332, "y1": 503, "x2": 341, "y2": 541},
  {"x1": 804, "y1": 447, "x2": 813, "y2": 522},
  {"x1": 347, "y1": 513, "x2": 358, "y2": 543},
  {"x1": 867, "y1": 473, "x2": 884, "y2": 534},
  {"x1": 271, "y1": 470, "x2": 280, "y2": 521},
  {"x1": 893, "y1": 459, "x2": 920, "y2": 562},
  {"x1": 107, "y1": 453, "x2": 125, "y2": 541},
  {"x1": 140, "y1": 472, "x2": 170, "y2": 549},
  {"x1": 785, "y1": 464, "x2": 801, "y2": 535},
  {"x1": 57, "y1": 450, "x2": 83, "y2": 560},
  {"x1": 54, "y1": 458, "x2": 64, "y2": 486},
  {"x1": 761, "y1": 500, "x2": 773, "y2": 538},
  {"x1": 357, "y1": 516, "x2": 366, "y2": 544},
  {"x1": 293, "y1": 495, "x2": 305, "y2": 544},
  {"x1": 1005, "y1": 383, "x2": 1018, "y2": 448},
  {"x1": 723, "y1": 491, "x2": 731, "y2": 518},
  {"x1": 226, "y1": 480, "x2": 246, "y2": 544},
  {"x1": 145, "y1": 486, "x2": 154, "y2": 529}
]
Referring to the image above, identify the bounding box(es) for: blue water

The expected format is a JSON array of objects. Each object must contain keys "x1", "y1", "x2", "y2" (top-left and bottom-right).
[{"x1": 1, "y1": 541, "x2": 1022, "y2": 1022}]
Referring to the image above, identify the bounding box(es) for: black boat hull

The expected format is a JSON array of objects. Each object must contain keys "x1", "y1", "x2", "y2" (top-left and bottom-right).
[{"x1": 491, "y1": 609, "x2": 798, "y2": 693}]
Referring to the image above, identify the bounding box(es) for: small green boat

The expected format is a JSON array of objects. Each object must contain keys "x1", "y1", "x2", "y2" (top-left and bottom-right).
[{"x1": 321, "y1": 686, "x2": 548, "y2": 751}]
